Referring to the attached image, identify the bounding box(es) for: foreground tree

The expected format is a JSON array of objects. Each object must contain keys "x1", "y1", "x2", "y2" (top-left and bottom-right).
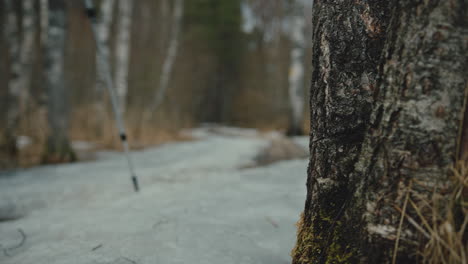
[
  {"x1": 292, "y1": 1, "x2": 467, "y2": 263},
  {"x1": 43, "y1": 0, "x2": 75, "y2": 163}
]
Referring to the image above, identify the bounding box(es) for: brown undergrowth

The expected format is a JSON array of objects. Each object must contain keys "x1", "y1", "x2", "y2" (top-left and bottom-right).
[
  {"x1": 70, "y1": 106, "x2": 193, "y2": 149},
  {"x1": 1, "y1": 106, "x2": 192, "y2": 168},
  {"x1": 2, "y1": 103, "x2": 309, "y2": 168}
]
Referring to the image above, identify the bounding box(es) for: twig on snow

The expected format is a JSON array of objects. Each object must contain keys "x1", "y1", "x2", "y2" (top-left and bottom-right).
[
  {"x1": 3, "y1": 228, "x2": 27, "y2": 257},
  {"x1": 91, "y1": 244, "x2": 103, "y2": 251}
]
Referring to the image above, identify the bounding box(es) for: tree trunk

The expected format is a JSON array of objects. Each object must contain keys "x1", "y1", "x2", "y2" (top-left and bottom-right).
[
  {"x1": 94, "y1": 0, "x2": 115, "y2": 137},
  {"x1": 2, "y1": 0, "x2": 20, "y2": 166},
  {"x1": 147, "y1": 0, "x2": 184, "y2": 115},
  {"x1": 114, "y1": 0, "x2": 133, "y2": 114},
  {"x1": 18, "y1": 0, "x2": 35, "y2": 113},
  {"x1": 43, "y1": 0, "x2": 75, "y2": 163},
  {"x1": 292, "y1": 1, "x2": 467, "y2": 263},
  {"x1": 2, "y1": 0, "x2": 36, "y2": 166},
  {"x1": 40, "y1": 0, "x2": 49, "y2": 45},
  {"x1": 287, "y1": 0, "x2": 307, "y2": 136}
]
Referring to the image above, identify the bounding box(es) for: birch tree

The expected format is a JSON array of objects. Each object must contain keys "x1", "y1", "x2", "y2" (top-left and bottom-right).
[
  {"x1": 292, "y1": 1, "x2": 467, "y2": 263},
  {"x1": 43, "y1": 0, "x2": 75, "y2": 163},
  {"x1": 286, "y1": 0, "x2": 307, "y2": 135},
  {"x1": 147, "y1": 0, "x2": 184, "y2": 115},
  {"x1": 3, "y1": 0, "x2": 36, "y2": 165},
  {"x1": 114, "y1": 0, "x2": 133, "y2": 114},
  {"x1": 94, "y1": 0, "x2": 115, "y2": 136}
]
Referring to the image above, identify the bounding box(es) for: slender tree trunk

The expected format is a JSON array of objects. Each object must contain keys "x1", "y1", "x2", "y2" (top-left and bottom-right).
[
  {"x1": 292, "y1": 1, "x2": 467, "y2": 263},
  {"x1": 18, "y1": 0, "x2": 35, "y2": 113},
  {"x1": 159, "y1": 0, "x2": 170, "y2": 48},
  {"x1": 40, "y1": 0, "x2": 49, "y2": 45},
  {"x1": 3, "y1": 0, "x2": 21, "y2": 165},
  {"x1": 43, "y1": 0, "x2": 75, "y2": 163},
  {"x1": 2, "y1": 0, "x2": 36, "y2": 166},
  {"x1": 147, "y1": 0, "x2": 184, "y2": 115},
  {"x1": 287, "y1": 0, "x2": 307, "y2": 136},
  {"x1": 114, "y1": 0, "x2": 133, "y2": 114},
  {"x1": 94, "y1": 0, "x2": 115, "y2": 136}
]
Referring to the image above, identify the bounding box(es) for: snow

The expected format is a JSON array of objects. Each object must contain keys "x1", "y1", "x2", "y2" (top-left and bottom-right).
[{"x1": 0, "y1": 128, "x2": 308, "y2": 264}]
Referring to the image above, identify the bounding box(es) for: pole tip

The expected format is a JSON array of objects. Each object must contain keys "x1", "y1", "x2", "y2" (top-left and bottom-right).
[{"x1": 132, "y1": 175, "x2": 140, "y2": 192}]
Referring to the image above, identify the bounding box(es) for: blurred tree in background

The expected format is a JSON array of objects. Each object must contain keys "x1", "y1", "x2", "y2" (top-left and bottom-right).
[
  {"x1": 0, "y1": 0, "x2": 312, "y2": 168},
  {"x1": 184, "y1": 0, "x2": 243, "y2": 123}
]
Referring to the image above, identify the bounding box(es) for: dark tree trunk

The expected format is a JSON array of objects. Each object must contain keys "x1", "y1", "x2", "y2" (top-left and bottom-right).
[
  {"x1": 292, "y1": 1, "x2": 467, "y2": 263},
  {"x1": 43, "y1": 0, "x2": 75, "y2": 163},
  {"x1": 2, "y1": 0, "x2": 20, "y2": 167}
]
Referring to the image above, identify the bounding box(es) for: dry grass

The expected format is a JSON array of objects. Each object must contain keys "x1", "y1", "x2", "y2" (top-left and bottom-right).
[
  {"x1": 15, "y1": 106, "x2": 48, "y2": 167},
  {"x1": 251, "y1": 136, "x2": 308, "y2": 167},
  {"x1": 395, "y1": 161, "x2": 468, "y2": 264},
  {"x1": 4, "y1": 101, "x2": 306, "y2": 168},
  {"x1": 0, "y1": 105, "x2": 192, "y2": 168},
  {"x1": 70, "y1": 106, "x2": 192, "y2": 149}
]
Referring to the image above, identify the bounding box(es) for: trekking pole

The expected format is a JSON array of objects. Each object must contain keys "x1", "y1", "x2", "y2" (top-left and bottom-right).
[{"x1": 83, "y1": 0, "x2": 139, "y2": 192}]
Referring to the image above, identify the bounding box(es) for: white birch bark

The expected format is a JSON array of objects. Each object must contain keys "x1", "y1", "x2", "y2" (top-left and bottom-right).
[
  {"x1": 96, "y1": 0, "x2": 115, "y2": 94},
  {"x1": 114, "y1": 0, "x2": 133, "y2": 114},
  {"x1": 94, "y1": 0, "x2": 115, "y2": 135},
  {"x1": 148, "y1": 0, "x2": 184, "y2": 114},
  {"x1": 4, "y1": 0, "x2": 36, "y2": 156},
  {"x1": 287, "y1": 1, "x2": 307, "y2": 135}
]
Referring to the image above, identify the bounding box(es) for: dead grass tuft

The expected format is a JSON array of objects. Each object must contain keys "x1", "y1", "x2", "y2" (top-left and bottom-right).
[
  {"x1": 70, "y1": 106, "x2": 193, "y2": 152},
  {"x1": 246, "y1": 136, "x2": 308, "y2": 168},
  {"x1": 395, "y1": 161, "x2": 468, "y2": 264}
]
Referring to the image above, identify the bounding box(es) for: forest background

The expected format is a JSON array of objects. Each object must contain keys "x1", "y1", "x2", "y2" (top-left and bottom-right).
[{"x1": 0, "y1": 0, "x2": 313, "y2": 168}]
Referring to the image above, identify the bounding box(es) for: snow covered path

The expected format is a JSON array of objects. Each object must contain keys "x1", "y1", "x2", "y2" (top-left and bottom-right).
[{"x1": 0, "y1": 131, "x2": 308, "y2": 264}]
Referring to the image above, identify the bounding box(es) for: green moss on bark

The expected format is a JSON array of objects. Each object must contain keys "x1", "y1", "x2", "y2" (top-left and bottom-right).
[
  {"x1": 292, "y1": 214, "x2": 360, "y2": 264},
  {"x1": 293, "y1": 187, "x2": 365, "y2": 264}
]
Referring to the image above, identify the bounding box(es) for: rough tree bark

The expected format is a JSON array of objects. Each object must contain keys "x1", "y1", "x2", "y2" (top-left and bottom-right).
[
  {"x1": 43, "y1": 0, "x2": 75, "y2": 163},
  {"x1": 2, "y1": 0, "x2": 36, "y2": 166},
  {"x1": 114, "y1": 0, "x2": 133, "y2": 114},
  {"x1": 292, "y1": 1, "x2": 467, "y2": 263}
]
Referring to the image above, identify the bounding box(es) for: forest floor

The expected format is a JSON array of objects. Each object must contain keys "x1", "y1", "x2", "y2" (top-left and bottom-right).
[{"x1": 0, "y1": 127, "x2": 308, "y2": 264}]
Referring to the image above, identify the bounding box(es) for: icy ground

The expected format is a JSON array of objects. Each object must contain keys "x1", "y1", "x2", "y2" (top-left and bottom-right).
[{"x1": 0, "y1": 128, "x2": 308, "y2": 264}]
